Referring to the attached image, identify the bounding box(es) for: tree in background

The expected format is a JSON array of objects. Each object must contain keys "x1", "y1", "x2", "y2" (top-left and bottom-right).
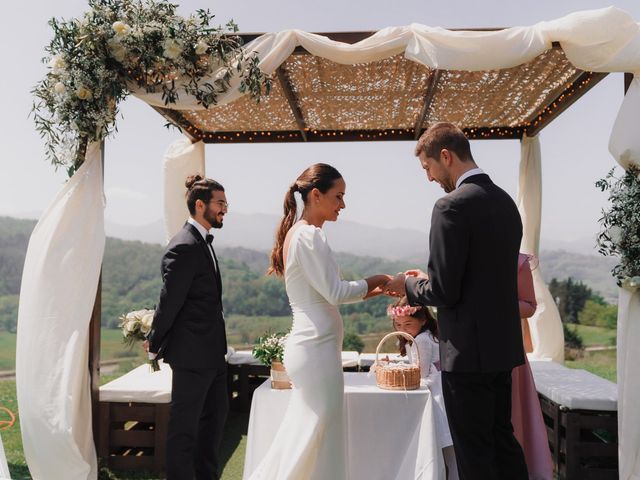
[
  {"x1": 549, "y1": 277, "x2": 593, "y2": 324},
  {"x1": 343, "y1": 331, "x2": 365, "y2": 353},
  {"x1": 579, "y1": 296, "x2": 618, "y2": 329}
]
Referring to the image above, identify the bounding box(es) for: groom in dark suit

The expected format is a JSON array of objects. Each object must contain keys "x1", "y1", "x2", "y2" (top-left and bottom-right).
[
  {"x1": 145, "y1": 175, "x2": 229, "y2": 480},
  {"x1": 385, "y1": 122, "x2": 528, "y2": 479}
]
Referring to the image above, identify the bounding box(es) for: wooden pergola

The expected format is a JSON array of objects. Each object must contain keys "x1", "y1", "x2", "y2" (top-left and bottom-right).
[
  {"x1": 88, "y1": 28, "x2": 633, "y2": 475},
  {"x1": 151, "y1": 31, "x2": 612, "y2": 145}
]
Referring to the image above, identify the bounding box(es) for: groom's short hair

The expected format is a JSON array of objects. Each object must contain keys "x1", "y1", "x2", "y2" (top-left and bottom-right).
[{"x1": 415, "y1": 122, "x2": 474, "y2": 163}]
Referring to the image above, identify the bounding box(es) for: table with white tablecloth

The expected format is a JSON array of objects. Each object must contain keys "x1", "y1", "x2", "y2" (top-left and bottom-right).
[{"x1": 243, "y1": 372, "x2": 445, "y2": 480}]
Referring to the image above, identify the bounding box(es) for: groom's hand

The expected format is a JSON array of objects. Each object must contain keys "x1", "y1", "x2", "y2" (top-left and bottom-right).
[{"x1": 384, "y1": 274, "x2": 406, "y2": 297}]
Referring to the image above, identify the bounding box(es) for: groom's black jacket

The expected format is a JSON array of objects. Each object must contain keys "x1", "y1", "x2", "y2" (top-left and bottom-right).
[
  {"x1": 148, "y1": 222, "x2": 227, "y2": 369},
  {"x1": 405, "y1": 174, "x2": 525, "y2": 373}
]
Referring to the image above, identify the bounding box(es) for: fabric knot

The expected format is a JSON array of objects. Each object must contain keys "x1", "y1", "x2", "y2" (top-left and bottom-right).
[{"x1": 206, "y1": 233, "x2": 214, "y2": 245}]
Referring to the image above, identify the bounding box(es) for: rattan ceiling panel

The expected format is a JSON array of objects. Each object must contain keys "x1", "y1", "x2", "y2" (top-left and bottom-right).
[
  {"x1": 425, "y1": 48, "x2": 579, "y2": 129},
  {"x1": 281, "y1": 54, "x2": 433, "y2": 131},
  {"x1": 179, "y1": 79, "x2": 298, "y2": 132},
  {"x1": 160, "y1": 42, "x2": 605, "y2": 143}
]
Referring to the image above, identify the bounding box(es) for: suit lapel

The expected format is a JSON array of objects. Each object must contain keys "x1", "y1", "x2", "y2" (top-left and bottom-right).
[{"x1": 185, "y1": 223, "x2": 220, "y2": 289}]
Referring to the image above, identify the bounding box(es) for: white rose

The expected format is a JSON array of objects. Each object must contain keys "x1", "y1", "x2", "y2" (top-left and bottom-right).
[
  {"x1": 195, "y1": 39, "x2": 209, "y2": 55},
  {"x1": 163, "y1": 39, "x2": 184, "y2": 60},
  {"x1": 140, "y1": 311, "x2": 154, "y2": 334},
  {"x1": 609, "y1": 225, "x2": 623, "y2": 245},
  {"x1": 76, "y1": 85, "x2": 93, "y2": 101},
  {"x1": 49, "y1": 55, "x2": 66, "y2": 73},
  {"x1": 112, "y1": 21, "x2": 131, "y2": 38},
  {"x1": 125, "y1": 319, "x2": 137, "y2": 333},
  {"x1": 53, "y1": 82, "x2": 66, "y2": 94},
  {"x1": 107, "y1": 38, "x2": 127, "y2": 62}
]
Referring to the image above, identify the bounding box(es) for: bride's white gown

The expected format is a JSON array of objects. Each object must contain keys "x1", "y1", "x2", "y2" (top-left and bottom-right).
[{"x1": 249, "y1": 224, "x2": 367, "y2": 480}]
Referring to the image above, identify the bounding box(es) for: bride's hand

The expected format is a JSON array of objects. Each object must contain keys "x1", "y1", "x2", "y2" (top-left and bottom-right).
[
  {"x1": 363, "y1": 274, "x2": 393, "y2": 299},
  {"x1": 405, "y1": 269, "x2": 428, "y2": 280}
]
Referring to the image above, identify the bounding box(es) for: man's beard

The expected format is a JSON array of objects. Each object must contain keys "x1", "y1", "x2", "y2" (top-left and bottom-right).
[
  {"x1": 441, "y1": 174, "x2": 456, "y2": 193},
  {"x1": 205, "y1": 210, "x2": 223, "y2": 228}
]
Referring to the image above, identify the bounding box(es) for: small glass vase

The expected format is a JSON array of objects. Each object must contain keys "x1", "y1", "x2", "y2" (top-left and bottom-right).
[{"x1": 270, "y1": 361, "x2": 292, "y2": 389}]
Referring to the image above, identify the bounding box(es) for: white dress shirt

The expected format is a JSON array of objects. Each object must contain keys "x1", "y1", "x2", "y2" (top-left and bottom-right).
[
  {"x1": 188, "y1": 217, "x2": 218, "y2": 272},
  {"x1": 455, "y1": 167, "x2": 485, "y2": 189}
]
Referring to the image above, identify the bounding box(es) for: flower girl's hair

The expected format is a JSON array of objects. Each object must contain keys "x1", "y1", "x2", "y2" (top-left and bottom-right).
[{"x1": 388, "y1": 296, "x2": 439, "y2": 356}]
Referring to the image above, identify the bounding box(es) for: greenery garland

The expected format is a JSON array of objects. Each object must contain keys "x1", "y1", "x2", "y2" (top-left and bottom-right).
[
  {"x1": 32, "y1": 0, "x2": 271, "y2": 176},
  {"x1": 597, "y1": 166, "x2": 640, "y2": 288}
]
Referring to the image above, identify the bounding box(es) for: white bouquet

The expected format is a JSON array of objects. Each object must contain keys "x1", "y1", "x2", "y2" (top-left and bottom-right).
[{"x1": 118, "y1": 308, "x2": 159, "y2": 371}]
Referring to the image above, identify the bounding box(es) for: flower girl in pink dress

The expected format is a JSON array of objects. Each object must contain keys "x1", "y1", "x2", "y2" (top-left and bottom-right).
[{"x1": 389, "y1": 297, "x2": 459, "y2": 480}]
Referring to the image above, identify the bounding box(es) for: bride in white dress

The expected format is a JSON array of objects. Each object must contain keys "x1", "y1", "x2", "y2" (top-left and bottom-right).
[{"x1": 249, "y1": 164, "x2": 390, "y2": 480}]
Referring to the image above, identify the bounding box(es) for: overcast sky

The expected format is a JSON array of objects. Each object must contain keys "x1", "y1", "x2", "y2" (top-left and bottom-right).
[{"x1": 1, "y1": 0, "x2": 638, "y2": 248}]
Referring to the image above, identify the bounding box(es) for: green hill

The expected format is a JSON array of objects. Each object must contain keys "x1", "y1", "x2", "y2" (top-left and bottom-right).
[{"x1": 0, "y1": 215, "x2": 621, "y2": 334}]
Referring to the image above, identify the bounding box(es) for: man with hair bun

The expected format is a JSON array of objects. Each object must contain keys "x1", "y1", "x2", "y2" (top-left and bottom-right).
[{"x1": 145, "y1": 174, "x2": 229, "y2": 480}]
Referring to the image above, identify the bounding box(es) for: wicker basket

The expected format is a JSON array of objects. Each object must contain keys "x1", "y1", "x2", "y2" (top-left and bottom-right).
[
  {"x1": 374, "y1": 332, "x2": 421, "y2": 391},
  {"x1": 270, "y1": 361, "x2": 292, "y2": 389}
]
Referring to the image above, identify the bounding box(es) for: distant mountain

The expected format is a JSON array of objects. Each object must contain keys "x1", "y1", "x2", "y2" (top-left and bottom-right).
[
  {"x1": 105, "y1": 213, "x2": 429, "y2": 262},
  {"x1": 1, "y1": 215, "x2": 620, "y2": 301}
]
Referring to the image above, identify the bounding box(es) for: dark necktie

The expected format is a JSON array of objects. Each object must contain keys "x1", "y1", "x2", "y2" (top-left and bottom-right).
[{"x1": 205, "y1": 234, "x2": 218, "y2": 273}]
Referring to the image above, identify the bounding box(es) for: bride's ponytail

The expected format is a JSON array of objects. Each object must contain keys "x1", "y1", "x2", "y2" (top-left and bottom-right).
[
  {"x1": 268, "y1": 163, "x2": 342, "y2": 277},
  {"x1": 268, "y1": 183, "x2": 299, "y2": 276}
]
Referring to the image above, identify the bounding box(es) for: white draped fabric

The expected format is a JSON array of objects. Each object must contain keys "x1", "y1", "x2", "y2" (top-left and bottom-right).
[
  {"x1": 616, "y1": 288, "x2": 640, "y2": 480},
  {"x1": 0, "y1": 433, "x2": 9, "y2": 480},
  {"x1": 517, "y1": 135, "x2": 565, "y2": 363},
  {"x1": 162, "y1": 139, "x2": 205, "y2": 242},
  {"x1": 18, "y1": 6, "x2": 640, "y2": 479},
  {"x1": 610, "y1": 76, "x2": 640, "y2": 480},
  {"x1": 16, "y1": 143, "x2": 104, "y2": 480},
  {"x1": 133, "y1": 6, "x2": 640, "y2": 112}
]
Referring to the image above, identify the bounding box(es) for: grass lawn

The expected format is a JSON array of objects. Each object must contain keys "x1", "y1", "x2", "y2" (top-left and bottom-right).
[
  {"x1": 572, "y1": 324, "x2": 617, "y2": 347},
  {"x1": 0, "y1": 333, "x2": 17, "y2": 371},
  {"x1": 566, "y1": 348, "x2": 617, "y2": 382},
  {"x1": 1, "y1": 377, "x2": 248, "y2": 480}
]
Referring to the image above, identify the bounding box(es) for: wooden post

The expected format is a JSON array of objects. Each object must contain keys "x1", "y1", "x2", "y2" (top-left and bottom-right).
[
  {"x1": 89, "y1": 141, "x2": 105, "y2": 448},
  {"x1": 624, "y1": 72, "x2": 633, "y2": 94}
]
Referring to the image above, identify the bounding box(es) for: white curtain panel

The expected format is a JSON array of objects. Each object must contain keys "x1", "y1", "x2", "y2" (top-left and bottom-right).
[
  {"x1": 517, "y1": 135, "x2": 565, "y2": 363},
  {"x1": 609, "y1": 76, "x2": 640, "y2": 170},
  {"x1": 617, "y1": 287, "x2": 640, "y2": 480},
  {"x1": 133, "y1": 7, "x2": 640, "y2": 123},
  {"x1": 0, "y1": 433, "x2": 9, "y2": 480},
  {"x1": 16, "y1": 143, "x2": 104, "y2": 480},
  {"x1": 163, "y1": 139, "x2": 205, "y2": 242}
]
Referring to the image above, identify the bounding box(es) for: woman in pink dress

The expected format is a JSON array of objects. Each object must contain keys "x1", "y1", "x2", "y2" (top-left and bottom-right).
[{"x1": 511, "y1": 254, "x2": 554, "y2": 480}]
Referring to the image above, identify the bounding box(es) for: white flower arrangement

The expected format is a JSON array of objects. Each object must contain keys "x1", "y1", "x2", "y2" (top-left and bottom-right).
[
  {"x1": 118, "y1": 308, "x2": 159, "y2": 371},
  {"x1": 597, "y1": 166, "x2": 640, "y2": 289},
  {"x1": 32, "y1": 0, "x2": 272, "y2": 176},
  {"x1": 252, "y1": 331, "x2": 289, "y2": 367}
]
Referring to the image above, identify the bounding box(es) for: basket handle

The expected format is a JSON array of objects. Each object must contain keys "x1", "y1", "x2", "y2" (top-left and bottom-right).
[{"x1": 375, "y1": 331, "x2": 421, "y2": 366}]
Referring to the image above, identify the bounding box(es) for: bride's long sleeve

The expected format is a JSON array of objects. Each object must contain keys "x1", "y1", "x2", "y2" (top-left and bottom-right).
[{"x1": 295, "y1": 226, "x2": 367, "y2": 305}]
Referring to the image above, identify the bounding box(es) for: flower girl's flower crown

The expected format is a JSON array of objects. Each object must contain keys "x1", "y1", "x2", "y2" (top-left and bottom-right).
[{"x1": 387, "y1": 305, "x2": 422, "y2": 318}]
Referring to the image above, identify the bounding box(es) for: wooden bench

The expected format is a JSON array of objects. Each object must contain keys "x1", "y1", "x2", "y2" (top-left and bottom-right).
[
  {"x1": 530, "y1": 360, "x2": 618, "y2": 480},
  {"x1": 98, "y1": 362, "x2": 173, "y2": 474},
  {"x1": 98, "y1": 351, "x2": 365, "y2": 471}
]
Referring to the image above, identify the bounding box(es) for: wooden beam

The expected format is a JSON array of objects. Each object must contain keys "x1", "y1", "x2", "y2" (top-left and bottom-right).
[
  {"x1": 276, "y1": 67, "x2": 308, "y2": 141},
  {"x1": 90, "y1": 274, "x2": 102, "y2": 448},
  {"x1": 152, "y1": 107, "x2": 203, "y2": 143},
  {"x1": 414, "y1": 70, "x2": 442, "y2": 140},
  {"x1": 525, "y1": 71, "x2": 608, "y2": 137},
  {"x1": 197, "y1": 126, "x2": 523, "y2": 143}
]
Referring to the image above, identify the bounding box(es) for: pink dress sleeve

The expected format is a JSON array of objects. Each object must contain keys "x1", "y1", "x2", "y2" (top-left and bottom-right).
[{"x1": 517, "y1": 254, "x2": 537, "y2": 319}]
